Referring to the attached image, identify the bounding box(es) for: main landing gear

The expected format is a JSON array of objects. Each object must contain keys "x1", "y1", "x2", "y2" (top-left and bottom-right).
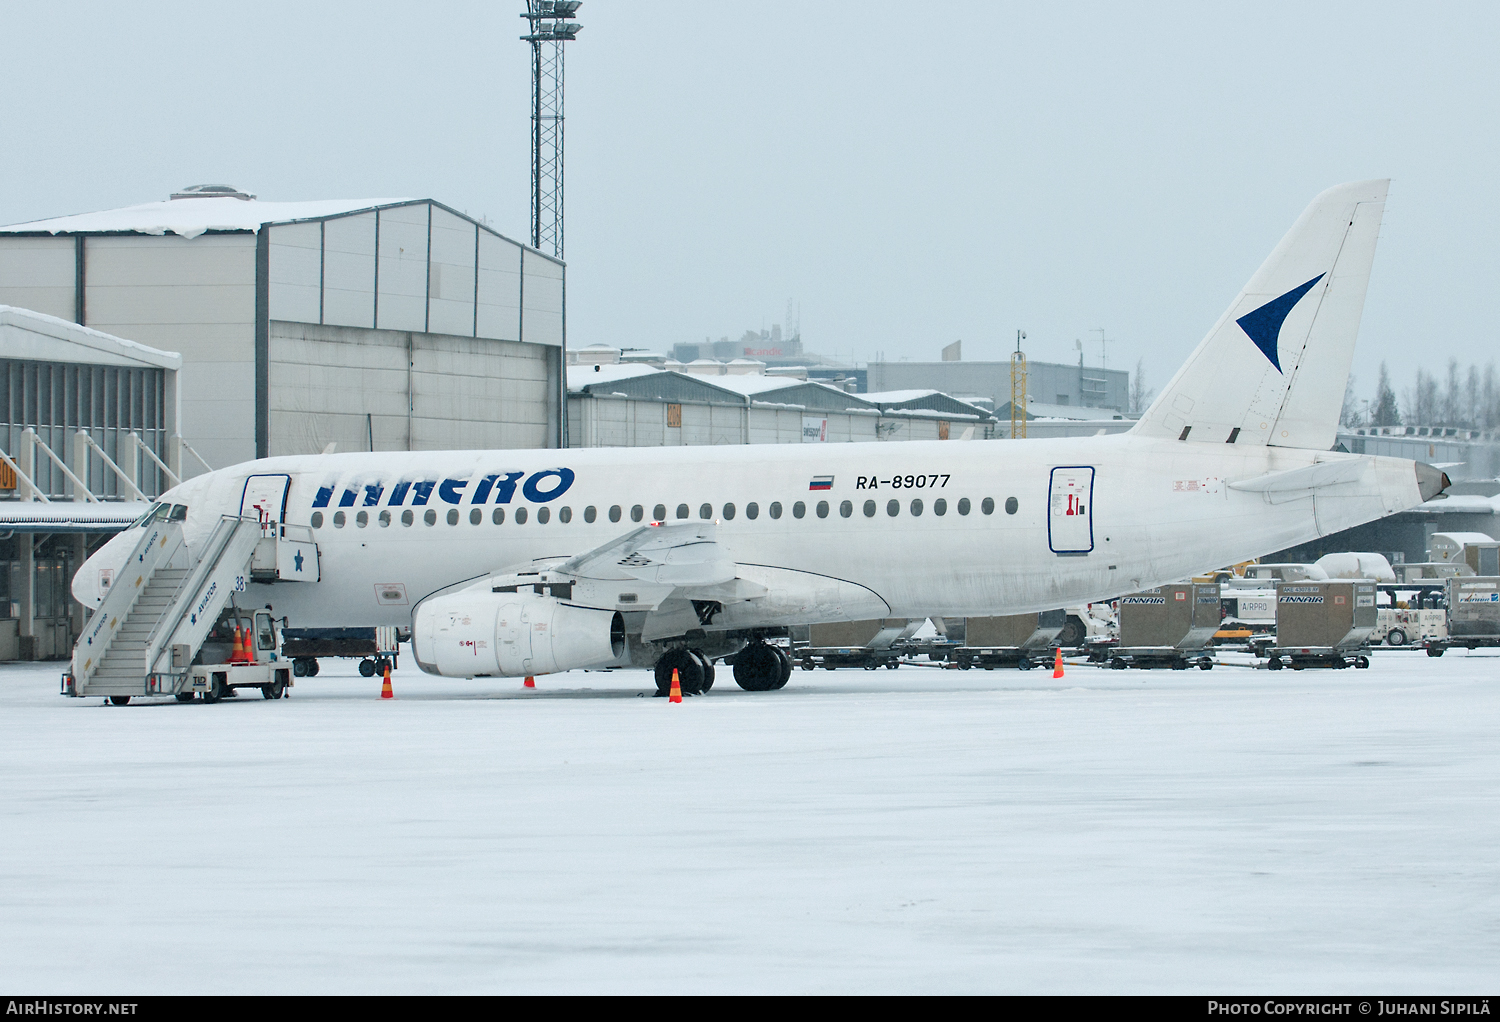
[
  {"x1": 731, "y1": 642, "x2": 792, "y2": 692},
  {"x1": 654, "y1": 648, "x2": 716, "y2": 696}
]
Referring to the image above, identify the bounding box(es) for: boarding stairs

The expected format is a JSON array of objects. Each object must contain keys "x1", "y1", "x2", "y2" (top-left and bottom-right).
[{"x1": 68, "y1": 515, "x2": 264, "y2": 698}]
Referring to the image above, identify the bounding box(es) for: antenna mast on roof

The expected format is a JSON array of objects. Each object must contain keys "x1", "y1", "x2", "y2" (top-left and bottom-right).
[{"x1": 521, "y1": 1, "x2": 582, "y2": 259}]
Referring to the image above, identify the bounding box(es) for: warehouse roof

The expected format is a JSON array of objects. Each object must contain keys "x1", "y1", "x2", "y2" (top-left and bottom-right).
[
  {"x1": 0, "y1": 306, "x2": 181, "y2": 370},
  {"x1": 1, "y1": 196, "x2": 416, "y2": 240}
]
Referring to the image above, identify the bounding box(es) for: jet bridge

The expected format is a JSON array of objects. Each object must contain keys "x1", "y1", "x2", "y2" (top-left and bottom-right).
[{"x1": 65, "y1": 512, "x2": 316, "y2": 702}]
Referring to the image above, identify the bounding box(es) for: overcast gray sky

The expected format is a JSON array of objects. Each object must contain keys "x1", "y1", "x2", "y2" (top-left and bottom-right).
[{"x1": 3, "y1": 1, "x2": 1496, "y2": 403}]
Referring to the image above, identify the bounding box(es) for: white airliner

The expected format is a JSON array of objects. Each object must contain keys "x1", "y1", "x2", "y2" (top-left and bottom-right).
[{"x1": 72, "y1": 180, "x2": 1446, "y2": 694}]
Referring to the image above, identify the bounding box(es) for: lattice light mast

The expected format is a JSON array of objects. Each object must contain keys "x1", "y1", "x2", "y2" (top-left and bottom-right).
[
  {"x1": 1010, "y1": 330, "x2": 1028, "y2": 439},
  {"x1": 521, "y1": 1, "x2": 582, "y2": 259}
]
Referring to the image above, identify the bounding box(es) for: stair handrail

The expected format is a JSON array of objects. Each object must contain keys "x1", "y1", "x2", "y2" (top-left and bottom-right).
[
  {"x1": 142, "y1": 515, "x2": 257, "y2": 678},
  {"x1": 71, "y1": 520, "x2": 185, "y2": 692}
]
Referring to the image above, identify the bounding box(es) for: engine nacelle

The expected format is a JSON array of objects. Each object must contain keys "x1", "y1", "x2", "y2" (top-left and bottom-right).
[{"x1": 412, "y1": 590, "x2": 625, "y2": 678}]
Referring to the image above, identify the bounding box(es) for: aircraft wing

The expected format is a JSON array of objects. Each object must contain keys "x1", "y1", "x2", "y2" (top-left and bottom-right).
[{"x1": 557, "y1": 521, "x2": 738, "y2": 587}]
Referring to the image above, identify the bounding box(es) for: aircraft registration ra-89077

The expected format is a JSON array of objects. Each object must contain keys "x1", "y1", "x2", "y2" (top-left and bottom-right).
[{"x1": 72, "y1": 180, "x2": 1447, "y2": 695}]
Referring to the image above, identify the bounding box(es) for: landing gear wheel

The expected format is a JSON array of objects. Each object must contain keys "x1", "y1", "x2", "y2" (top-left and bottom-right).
[
  {"x1": 358, "y1": 659, "x2": 376, "y2": 678},
  {"x1": 689, "y1": 650, "x2": 715, "y2": 692},
  {"x1": 655, "y1": 648, "x2": 705, "y2": 696},
  {"x1": 732, "y1": 643, "x2": 781, "y2": 692},
  {"x1": 175, "y1": 692, "x2": 196, "y2": 703},
  {"x1": 771, "y1": 646, "x2": 792, "y2": 689},
  {"x1": 108, "y1": 695, "x2": 131, "y2": 706}
]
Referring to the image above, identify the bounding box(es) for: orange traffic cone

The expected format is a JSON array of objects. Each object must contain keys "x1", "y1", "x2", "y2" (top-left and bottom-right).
[
  {"x1": 1052, "y1": 647, "x2": 1065, "y2": 679},
  {"x1": 229, "y1": 626, "x2": 246, "y2": 664},
  {"x1": 669, "y1": 667, "x2": 682, "y2": 703},
  {"x1": 380, "y1": 662, "x2": 394, "y2": 699},
  {"x1": 524, "y1": 676, "x2": 535, "y2": 689}
]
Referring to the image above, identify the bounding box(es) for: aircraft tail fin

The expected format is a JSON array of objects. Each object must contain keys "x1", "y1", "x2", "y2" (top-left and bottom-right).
[{"x1": 1131, "y1": 180, "x2": 1388, "y2": 450}]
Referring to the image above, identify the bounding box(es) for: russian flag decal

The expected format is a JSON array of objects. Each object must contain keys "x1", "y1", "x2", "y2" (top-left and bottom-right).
[{"x1": 809, "y1": 475, "x2": 834, "y2": 490}]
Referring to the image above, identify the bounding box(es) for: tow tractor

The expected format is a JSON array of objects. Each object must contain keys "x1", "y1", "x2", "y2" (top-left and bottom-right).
[{"x1": 182, "y1": 605, "x2": 293, "y2": 703}]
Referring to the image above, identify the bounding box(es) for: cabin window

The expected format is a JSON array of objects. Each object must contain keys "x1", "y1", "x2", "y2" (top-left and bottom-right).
[
  {"x1": 447, "y1": 509, "x2": 459, "y2": 526},
  {"x1": 630, "y1": 505, "x2": 643, "y2": 523},
  {"x1": 311, "y1": 512, "x2": 324, "y2": 529},
  {"x1": 424, "y1": 509, "x2": 437, "y2": 526},
  {"x1": 492, "y1": 508, "x2": 505, "y2": 525},
  {"x1": 699, "y1": 503, "x2": 713, "y2": 520},
  {"x1": 769, "y1": 502, "x2": 783, "y2": 520},
  {"x1": 676, "y1": 503, "x2": 690, "y2": 520},
  {"x1": 745, "y1": 502, "x2": 759, "y2": 520},
  {"x1": 537, "y1": 507, "x2": 550, "y2": 524},
  {"x1": 356, "y1": 511, "x2": 369, "y2": 528},
  {"x1": 887, "y1": 499, "x2": 899, "y2": 517},
  {"x1": 379, "y1": 510, "x2": 391, "y2": 527},
  {"x1": 653, "y1": 504, "x2": 667, "y2": 522},
  {"x1": 333, "y1": 511, "x2": 346, "y2": 528},
  {"x1": 910, "y1": 499, "x2": 923, "y2": 517},
  {"x1": 957, "y1": 498, "x2": 971, "y2": 515},
  {"x1": 982, "y1": 497, "x2": 995, "y2": 515},
  {"x1": 469, "y1": 509, "x2": 482, "y2": 525},
  {"x1": 723, "y1": 503, "x2": 736, "y2": 520},
  {"x1": 607, "y1": 505, "x2": 620, "y2": 523},
  {"x1": 793, "y1": 501, "x2": 806, "y2": 519},
  {"x1": 934, "y1": 498, "x2": 947, "y2": 516},
  {"x1": 584, "y1": 506, "x2": 597, "y2": 523},
  {"x1": 402, "y1": 510, "x2": 415, "y2": 527},
  {"x1": 515, "y1": 507, "x2": 529, "y2": 525},
  {"x1": 560, "y1": 507, "x2": 572, "y2": 524},
  {"x1": 839, "y1": 500, "x2": 853, "y2": 518},
  {"x1": 1005, "y1": 497, "x2": 1018, "y2": 515},
  {"x1": 815, "y1": 501, "x2": 829, "y2": 519},
  {"x1": 863, "y1": 500, "x2": 876, "y2": 518}
]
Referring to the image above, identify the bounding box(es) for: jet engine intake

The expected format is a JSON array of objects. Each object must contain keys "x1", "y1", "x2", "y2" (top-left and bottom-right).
[{"x1": 412, "y1": 591, "x2": 625, "y2": 677}]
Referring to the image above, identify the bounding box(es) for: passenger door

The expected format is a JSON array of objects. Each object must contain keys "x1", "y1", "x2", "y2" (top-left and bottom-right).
[
  {"x1": 240, "y1": 474, "x2": 291, "y2": 526},
  {"x1": 1048, "y1": 466, "x2": 1095, "y2": 554}
]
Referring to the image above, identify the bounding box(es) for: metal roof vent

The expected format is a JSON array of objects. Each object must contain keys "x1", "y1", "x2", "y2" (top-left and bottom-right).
[{"x1": 169, "y1": 184, "x2": 256, "y2": 201}]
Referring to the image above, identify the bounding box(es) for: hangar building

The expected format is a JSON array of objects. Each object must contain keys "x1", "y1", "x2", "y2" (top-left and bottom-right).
[
  {"x1": 0, "y1": 186, "x2": 566, "y2": 473},
  {"x1": 567, "y1": 360, "x2": 993, "y2": 448}
]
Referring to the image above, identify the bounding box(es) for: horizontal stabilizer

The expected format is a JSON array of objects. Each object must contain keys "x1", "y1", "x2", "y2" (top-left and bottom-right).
[{"x1": 1228, "y1": 459, "x2": 1370, "y2": 493}]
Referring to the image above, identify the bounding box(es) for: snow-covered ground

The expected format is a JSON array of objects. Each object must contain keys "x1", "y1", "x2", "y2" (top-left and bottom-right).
[{"x1": 2, "y1": 651, "x2": 1497, "y2": 994}]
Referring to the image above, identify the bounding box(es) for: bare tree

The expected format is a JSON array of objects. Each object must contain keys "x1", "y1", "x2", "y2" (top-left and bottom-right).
[
  {"x1": 1128, "y1": 357, "x2": 1153, "y2": 416},
  {"x1": 1340, "y1": 373, "x2": 1361, "y2": 427}
]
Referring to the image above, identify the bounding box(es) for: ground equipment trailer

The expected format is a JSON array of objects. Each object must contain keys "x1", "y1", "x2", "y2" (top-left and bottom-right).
[
  {"x1": 949, "y1": 610, "x2": 1066, "y2": 670},
  {"x1": 1425, "y1": 576, "x2": 1500, "y2": 656},
  {"x1": 280, "y1": 626, "x2": 403, "y2": 677},
  {"x1": 792, "y1": 619, "x2": 922, "y2": 670},
  {"x1": 1098, "y1": 583, "x2": 1221, "y2": 670},
  {"x1": 1265, "y1": 579, "x2": 1377, "y2": 670}
]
